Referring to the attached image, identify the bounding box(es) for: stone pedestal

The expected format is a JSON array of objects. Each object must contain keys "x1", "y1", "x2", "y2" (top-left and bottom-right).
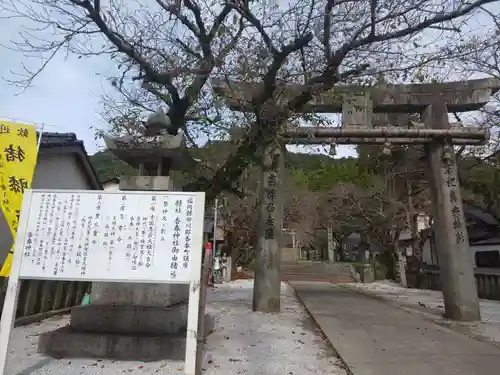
[
  {"x1": 38, "y1": 175, "x2": 214, "y2": 360},
  {"x1": 90, "y1": 281, "x2": 188, "y2": 306},
  {"x1": 358, "y1": 264, "x2": 375, "y2": 283}
]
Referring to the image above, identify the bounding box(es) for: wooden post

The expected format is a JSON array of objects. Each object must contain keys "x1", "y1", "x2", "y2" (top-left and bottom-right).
[
  {"x1": 21, "y1": 280, "x2": 40, "y2": 316},
  {"x1": 40, "y1": 281, "x2": 54, "y2": 312},
  {"x1": 52, "y1": 282, "x2": 65, "y2": 310},
  {"x1": 253, "y1": 143, "x2": 282, "y2": 313},
  {"x1": 64, "y1": 281, "x2": 76, "y2": 308},
  {"x1": 423, "y1": 101, "x2": 480, "y2": 321},
  {"x1": 74, "y1": 282, "x2": 86, "y2": 306}
]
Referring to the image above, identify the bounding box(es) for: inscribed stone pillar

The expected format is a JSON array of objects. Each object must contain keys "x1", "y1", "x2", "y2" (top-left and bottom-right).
[
  {"x1": 253, "y1": 142, "x2": 283, "y2": 313},
  {"x1": 423, "y1": 101, "x2": 480, "y2": 321}
]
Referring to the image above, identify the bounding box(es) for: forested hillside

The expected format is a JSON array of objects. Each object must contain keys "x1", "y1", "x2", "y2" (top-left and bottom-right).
[{"x1": 90, "y1": 147, "x2": 368, "y2": 192}]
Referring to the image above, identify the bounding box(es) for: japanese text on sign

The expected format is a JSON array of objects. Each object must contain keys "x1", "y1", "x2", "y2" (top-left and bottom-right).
[
  {"x1": 0, "y1": 121, "x2": 38, "y2": 235},
  {"x1": 16, "y1": 191, "x2": 204, "y2": 283},
  {"x1": 0, "y1": 120, "x2": 39, "y2": 277}
]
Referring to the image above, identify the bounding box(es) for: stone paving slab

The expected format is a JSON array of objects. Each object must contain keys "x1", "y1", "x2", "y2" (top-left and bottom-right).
[{"x1": 291, "y1": 281, "x2": 500, "y2": 375}]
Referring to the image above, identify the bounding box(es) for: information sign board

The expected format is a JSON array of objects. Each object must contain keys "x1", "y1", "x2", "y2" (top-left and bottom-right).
[{"x1": 0, "y1": 189, "x2": 205, "y2": 375}]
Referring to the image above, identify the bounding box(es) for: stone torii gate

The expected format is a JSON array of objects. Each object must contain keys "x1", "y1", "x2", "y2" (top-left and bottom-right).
[{"x1": 213, "y1": 78, "x2": 500, "y2": 322}]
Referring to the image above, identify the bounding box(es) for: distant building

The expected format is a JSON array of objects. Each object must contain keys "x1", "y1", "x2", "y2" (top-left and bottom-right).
[
  {"x1": 0, "y1": 133, "x2": 101, "y2": 265},
  {"x1": 422, "y1": 205, "x2": 500, "y2": 268}
]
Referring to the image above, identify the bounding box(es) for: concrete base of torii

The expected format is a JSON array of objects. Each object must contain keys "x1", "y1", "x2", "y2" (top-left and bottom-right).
[{"x1": 38, "y1": 176, "x2": 214, "y2": 361}]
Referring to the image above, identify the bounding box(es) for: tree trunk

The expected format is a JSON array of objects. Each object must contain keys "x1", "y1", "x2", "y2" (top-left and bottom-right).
[
  {"x1": 227, "y1": 231, "x2": 238, "y2": 273},
  {"x1": 253, "y1": 143, "x2": 283, "y2": 313}
]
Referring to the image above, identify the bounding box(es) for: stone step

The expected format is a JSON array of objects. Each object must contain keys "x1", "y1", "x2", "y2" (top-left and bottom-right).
[
  {"x1": 281, "y1": 272, "x2": 353, "y2": 278},
  {"x1": 281, "y1": 272, "x2": 352, "y2": 277},
  {"x1": 281, "y1": 263, "x2": 354, "y2": 271},
  {"x1": 281, "y1": 276, "x2": 353, "y2": 283},
  {"x1": 281, "y1": 269, "x2": 351, "y2": 274},
  {"x1": 281, "y1": 270, "x2": 353, "y2": 275},
  {"x1": 38, "y1": 313, "x2": 214, "y2": 362},
  {"x1": 70, "y1": 303, "x2": 188, "y2": 335},
  {"x1": 280, "y1": 262, "x2": 356, "y2": 283}
]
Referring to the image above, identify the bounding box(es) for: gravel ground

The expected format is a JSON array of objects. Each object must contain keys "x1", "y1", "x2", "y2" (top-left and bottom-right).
[{"x1": 5, "y1": 280, "x2": 347, "y2": 375}]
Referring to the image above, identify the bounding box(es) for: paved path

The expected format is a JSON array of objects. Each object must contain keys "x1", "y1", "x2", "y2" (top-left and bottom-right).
[{"x1": 291, "y1": 281, "x2": 500, "y2": 375}]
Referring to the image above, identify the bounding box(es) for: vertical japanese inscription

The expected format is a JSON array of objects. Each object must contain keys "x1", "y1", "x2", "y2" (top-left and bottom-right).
[
  {"x1": 264, "y1": 150, "x2": 279, "y2": 240},
  {"x1": 53, "y1": 196, "x2": 63, "y2": 276},
  {"x1": 125, "y1": 213, "x2": 134, "y2": 263},
  {"x1": 103, "y1": 215, "x2": 111, "y2": 269},
  {"x1": 117, "y1": 195, "x2": 126, "y2": 247},
  {"x1": 132, "y1": 216, "x2": 140, "y2": 270},
  {"x1": 441, "y1": 146, "x2": 465, "y2": 245},
  {"x1": 81, "y1": 216, "x2": 91, "y2": 276},
  {"x1": 183, "y1": 197, "x2": 193, "y2": 269},
  {"x1": 170, "y1": 199, "x2": 183, "y2": 279},
  {"x1": 76, "y1": 216, "x2": 85, "y2": 268},
  {"x1": 68, "y1": 194, "x2": 81, "y2": 265},
  {"x1": 159, "y1": 196, "x2": 168, "y2": 243},
  {"x1": 32, "y1": 194, "x2": 45, "y2": 266},
  {"x1": 57, "y1": 196, "x2": 68, "y2": 274},
  {"x1": 110, "y1": 215, "x2": 117, "y2": 257},
  {"x1": 61, "y1": 196, "x2": 71, "y2": 272},
  {"x1": 146, "y1": 195, "x2": 157, "y2": 268},
  {"x1": 24, "y1": 232, "x2": 33, "y2": 259},
  {"x1": 139, "y1": 215, "x2": 148, "y2": 267},
  {"x1": 42, "y1": 193, "x2": 53, "y2": 271}
]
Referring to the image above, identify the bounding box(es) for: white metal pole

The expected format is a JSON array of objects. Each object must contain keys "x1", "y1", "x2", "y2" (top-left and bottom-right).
[
  {"x1": 213, "y1": 198, "x2": 218, "y2": 256},
  {"x1": 212, "y1": 198, "x2": 218, "y2": 282},
  {"x1": 36, "y1": 124, "x2": 45, "y2": 151}
]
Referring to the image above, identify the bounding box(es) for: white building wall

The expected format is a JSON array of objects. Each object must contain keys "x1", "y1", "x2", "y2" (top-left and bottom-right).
[
  {"x1": 102, "y1": 181, "x2": 120, "y2": 192},
  {"x1": 422, "y1": 238, "x2": 500, "y2": 268}
]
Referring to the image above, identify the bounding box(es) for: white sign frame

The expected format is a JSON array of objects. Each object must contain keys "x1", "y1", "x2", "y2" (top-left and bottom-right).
[{"x1": 0, "y1": 189, "x2": 206, "y2": 375}]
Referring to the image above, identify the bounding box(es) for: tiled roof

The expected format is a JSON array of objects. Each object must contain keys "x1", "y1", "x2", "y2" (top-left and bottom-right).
[
  {"x1": 470, "y1": 237, "x2": 500, "y2": 246},
  {"x1": 464, "y1": 206, "x2": 499, "y2": 226},
  {"x1": 37, "y1": 132, "x2": 84, "y2": 148}
]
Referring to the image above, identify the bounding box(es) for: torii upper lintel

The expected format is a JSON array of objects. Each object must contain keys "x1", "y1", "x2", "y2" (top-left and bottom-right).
[{"x1": 212, "y1": 78, "x2": 500, "y2": 113}]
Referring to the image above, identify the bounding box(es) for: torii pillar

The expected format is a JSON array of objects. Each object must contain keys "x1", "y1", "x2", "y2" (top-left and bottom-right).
[
  {"x1": 253, "y1": 142, "x2": 284, "y2": 313},
  {"x1": 423, "y1": 101, "x2": 480, "y2": 321}
]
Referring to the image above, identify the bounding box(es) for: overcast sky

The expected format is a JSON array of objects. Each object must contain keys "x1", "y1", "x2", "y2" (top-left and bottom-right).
[{"x1": 0, "y1": 15, "x2": 118, "y2": 155}]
